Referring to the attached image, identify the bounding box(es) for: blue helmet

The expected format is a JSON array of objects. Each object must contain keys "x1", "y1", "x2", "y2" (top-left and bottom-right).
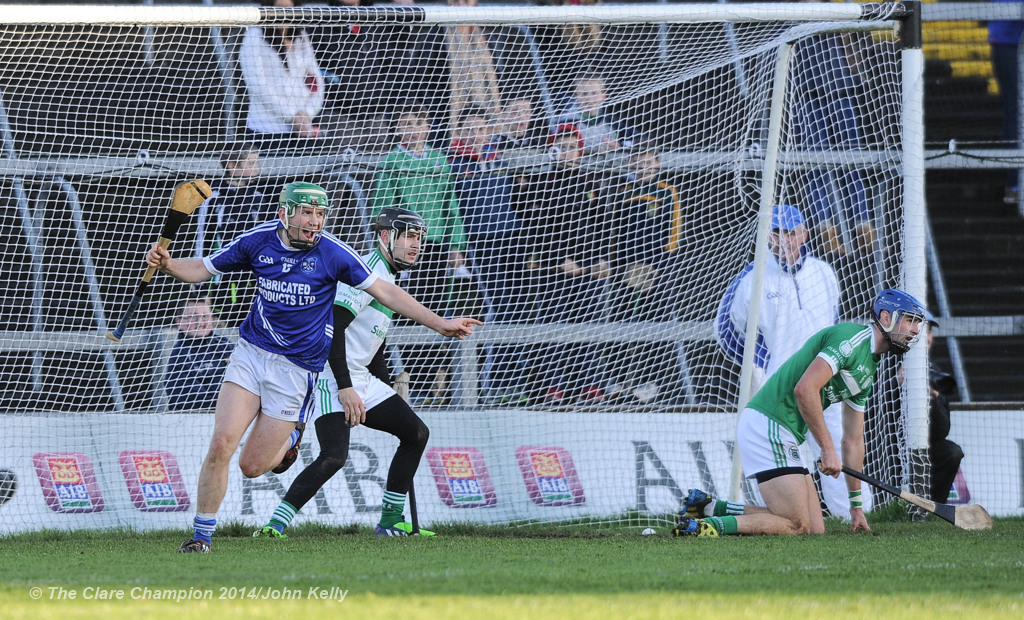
[{"x1": 871, "y1": 288, "x2": 927, "y2": 354}]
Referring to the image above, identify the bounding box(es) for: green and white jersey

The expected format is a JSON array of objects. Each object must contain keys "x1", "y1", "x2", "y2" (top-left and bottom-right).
[
  {"x1": 332, "y1": 248, "x2": 395, "y2": 381},
  {"x1": 747, "y1": 323, "x2": 880, "y2": 444}
]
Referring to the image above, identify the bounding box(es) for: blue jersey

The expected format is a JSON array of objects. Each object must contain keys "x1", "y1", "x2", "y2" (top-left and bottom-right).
[{"x1": 204, "y1": 221, "x2": 378, "y2": 371}]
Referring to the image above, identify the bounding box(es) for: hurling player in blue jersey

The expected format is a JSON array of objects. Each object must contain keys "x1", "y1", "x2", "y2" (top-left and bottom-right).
[
  {"x1": 255, "y1": 207, "x2": 438, "y2": 538},
  {"x1": 146, "y1": 182, "x2": 481, "y2": 553}
]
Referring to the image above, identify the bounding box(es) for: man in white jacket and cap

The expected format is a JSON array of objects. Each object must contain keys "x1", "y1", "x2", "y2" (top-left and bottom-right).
[{"x1": 715, "y1": 204, "x2": 871, "y2": 520}]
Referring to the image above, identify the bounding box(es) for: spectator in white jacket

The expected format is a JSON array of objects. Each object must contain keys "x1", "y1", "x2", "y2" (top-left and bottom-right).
[
  {"x1": 239, "y1": 0, "x2": 325, "y2": 152},
  {"x1": 716, "y1": 204, "x2": 871, "y2": 520}
]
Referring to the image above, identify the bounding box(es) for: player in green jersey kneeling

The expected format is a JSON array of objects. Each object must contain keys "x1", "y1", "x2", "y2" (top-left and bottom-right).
[{"x1": 675, "y1": 289, "x2": 927, "y2": 537}]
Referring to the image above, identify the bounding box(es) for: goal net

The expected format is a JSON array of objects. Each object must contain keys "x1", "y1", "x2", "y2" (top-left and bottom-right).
[{"x1": 0, "y1": 3, "x2": 927, "y2": 533}]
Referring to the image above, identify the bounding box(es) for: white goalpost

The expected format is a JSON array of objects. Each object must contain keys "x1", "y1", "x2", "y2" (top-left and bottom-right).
[{"x1": 0, "y1": 3, "x2": 932, "y2": 533}]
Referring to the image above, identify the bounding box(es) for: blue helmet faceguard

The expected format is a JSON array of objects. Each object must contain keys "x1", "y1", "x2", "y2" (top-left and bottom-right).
[{"x1": 871, "y1": 288, "x2": 927, "y2": 354}]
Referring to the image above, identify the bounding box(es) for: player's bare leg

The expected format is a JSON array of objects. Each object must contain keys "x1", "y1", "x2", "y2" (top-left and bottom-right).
[
  {"x1": 735, "y1": 472, "x2": 824, "y2": 535},
  {"x1": 238, "y1": 412, "x2": 302, "y2": 478},
  {"x1": 180, "y1": 382, "x2": 260, "y2": 552},
  {"x1": 196, "y1": 382, "x2": 261, "y2": 512}
]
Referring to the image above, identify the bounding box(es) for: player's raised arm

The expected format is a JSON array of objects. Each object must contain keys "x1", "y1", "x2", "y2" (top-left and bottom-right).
[
  {"x1": 364, "y1": 278, "x2": 482, "y2": 338},
  {"x1": 146, "y1": 243, "x2": 214, "y2": 284}
]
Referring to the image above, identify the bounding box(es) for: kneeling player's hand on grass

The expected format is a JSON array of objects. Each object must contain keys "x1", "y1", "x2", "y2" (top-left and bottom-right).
[{"x1": 849, "y1": 509, "x2": 871, "y2": 533}]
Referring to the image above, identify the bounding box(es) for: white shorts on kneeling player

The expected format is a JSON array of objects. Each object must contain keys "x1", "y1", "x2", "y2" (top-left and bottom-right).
[
  {"x1": 736, "y1": 407, "x2": 809, "y2": 479},
  {"x1": 224, "y1": 338, "x2": 317, "y2": 423}
]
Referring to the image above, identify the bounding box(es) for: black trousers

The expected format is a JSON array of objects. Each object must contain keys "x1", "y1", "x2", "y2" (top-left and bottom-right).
[
  {"x1": 281, "y1": 394, "x2": 429, "y2": 513},
  {"x1": 929, "y1": 439, "x2": 964, "y2": 503}
]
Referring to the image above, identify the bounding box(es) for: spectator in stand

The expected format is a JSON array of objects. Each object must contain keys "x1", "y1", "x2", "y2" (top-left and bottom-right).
[
  {"x1": 448, "y1": 106, "x2": 530, "y2": 405},
  {"x1": 833, "y1": 216, "x2": 881, "y2": 322},
  {"x1": 446, "y1": 0, "x2": 503, "y2": 130},
  {"x1": 989, "y1": 0, "x2": 1024, "y2": 205},
  {"x1": 387, "y1": 0, "x2": 503, "y2": 148},
  {"x1": 608, "y1": 144, "x2": 684, "y2": 404},
  {"x1": 791, "y1": 0, "x2": 871, "y2": 260},
  {"x1": 165, "y1": 295, "x2": 235, "y2": 411},
  {"x1": 195, "y1": 142, "x2": 269, "y2": 327},
  {"x1": 557, "y1": 73, "x2": 634, "y2": 156},
  {"x1": 311, "y1": 0, "x2": 414, "y2": 152},
  {"x1": 519, "y1": 123, "x2": 611, "y2": 404},
  {"x1": 239, "y1": 0, "x2": 325, "y2": 153},
  {"x1": 490, "y1": 96, "x2": 545, "y2": 152},
  {"x1": 531, "y1": 0, "x2": 604, "y2": 103},
  {"x1": 490, "y1": 96, "x2": 544, "y2": 209},
  {"x1": 923, "y1": 315, "x2": 964, "y2": 503},
  {"x1": 371, "y1": 101, "x2": 470, "y2": 404}
]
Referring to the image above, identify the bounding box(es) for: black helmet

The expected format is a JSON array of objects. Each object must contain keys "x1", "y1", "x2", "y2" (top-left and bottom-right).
[{"x1": 373, "y1": 207, "x2": 427, "y2": 271}]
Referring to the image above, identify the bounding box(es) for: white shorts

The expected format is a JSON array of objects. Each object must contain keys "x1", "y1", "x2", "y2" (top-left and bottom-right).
[
  {"x1": 737, "y1": 408, "x2": 808, "y2": 479},
  {"x1": 315, "y1": 364, "x2": 396, "y2": 417},
  {"x1": 223, "y1": 338, "x2": 317, "y2": 423}
]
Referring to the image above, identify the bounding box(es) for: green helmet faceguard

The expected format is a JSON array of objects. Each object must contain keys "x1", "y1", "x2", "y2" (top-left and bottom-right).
[{"x1": 278, "y1": 181, "x2": 330, "y2": 250}]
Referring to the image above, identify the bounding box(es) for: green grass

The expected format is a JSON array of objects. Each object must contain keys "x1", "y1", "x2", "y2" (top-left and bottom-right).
[{"x1": 2, "y1": 515, "x2": 1022, "y2": 619}]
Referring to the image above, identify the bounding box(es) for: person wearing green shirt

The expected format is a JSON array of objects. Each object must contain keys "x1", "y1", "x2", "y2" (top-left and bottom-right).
[
  {"x1": 371, "y1": 101, "x2": 471, "y2": 404},
  {"x1": 371, "y1": 102, "x2": 468, "y2": 308},
  {"x1": 674, "y1": 288, "x2": 927, "y2": 537}
]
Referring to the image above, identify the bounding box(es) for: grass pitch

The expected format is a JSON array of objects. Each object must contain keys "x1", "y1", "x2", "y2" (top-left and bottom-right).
[{"x1": 2, "y1": 512, "x2": 1022, "y2": 619}]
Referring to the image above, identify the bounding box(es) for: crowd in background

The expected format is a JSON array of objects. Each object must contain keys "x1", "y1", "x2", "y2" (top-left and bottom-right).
[
  {"x1": 0, "y1": 0, "x2": 913, "y2": 411},
  {"x1": 195, "y1": 0, "x2": 889, "y2": 408}
]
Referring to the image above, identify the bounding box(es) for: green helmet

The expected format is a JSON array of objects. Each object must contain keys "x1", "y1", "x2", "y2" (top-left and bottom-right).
[
  {"x1": 278, "y1": 181, "x2": 330, "y2": 250},
  {"x1": 279, "y1": 181, "x2": 330, "y2": 216}
]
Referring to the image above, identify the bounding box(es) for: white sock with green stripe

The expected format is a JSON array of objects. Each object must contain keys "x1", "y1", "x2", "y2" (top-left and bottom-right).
[
  {"x1": 267, "y1": 501, "x2": 297, "y2": 532},
  {"x1": 379, "y1": 491, "x2": 406, "y2": 528}
]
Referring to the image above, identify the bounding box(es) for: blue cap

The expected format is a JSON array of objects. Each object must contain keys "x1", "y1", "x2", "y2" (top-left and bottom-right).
[
  {"x1": 771, "y1": 204, "x2": 806, "y2": 231},
  {"x1": 925, "y1": 310, "x2": 940, "y2": 327}
]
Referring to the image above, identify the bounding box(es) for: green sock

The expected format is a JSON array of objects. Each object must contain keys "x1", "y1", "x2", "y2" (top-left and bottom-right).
[
  {"x1": 379, "y1": 491, "x2": 406, "y2": 528},
  {"x1": 706, "y1": 516, "x2": 739, "y2": 535},
  {"x1": 267, "y1": 500, "x2": 297, "y2": 532},
  {"x1": 713, "y1": 499, "x2": 745, "y2": 516}
]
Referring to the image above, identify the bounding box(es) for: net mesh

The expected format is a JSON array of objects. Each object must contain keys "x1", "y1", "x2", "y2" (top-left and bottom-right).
[{"x1": 0, "y1": 5, "x2": 921, "y2": 532}]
